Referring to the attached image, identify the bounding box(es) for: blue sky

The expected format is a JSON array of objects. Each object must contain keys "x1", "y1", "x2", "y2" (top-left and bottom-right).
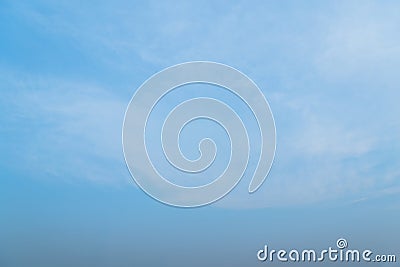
[{"x1": 1, "y1": 1, "x2": 399, "y2": 266}]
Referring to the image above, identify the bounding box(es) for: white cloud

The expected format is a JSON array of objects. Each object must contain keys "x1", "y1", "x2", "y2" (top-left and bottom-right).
[
  {"x1": 315, "y1": 2, "x2": 400, "y2": 80},
  {"x1": 215, "y1": 97, "x2": 380, "y2": 208},
  {"x1": 1, "y1": 69, "x2": 131, "y2": 185},
  {"x1": 2, "y1": 0, "x2": 399, "y2": 208}
]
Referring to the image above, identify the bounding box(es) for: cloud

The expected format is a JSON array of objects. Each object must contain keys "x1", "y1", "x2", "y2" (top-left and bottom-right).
[
  {"x1": 1, "y1": 0, "x2": 399, "y2": 208},
  {"x1": 215, "y1": 94, "x2": 382, "y2": 208},
  {"x1": 315, "y1": 2, "x2": 400, "y2": 80},
  {"x1": 0, "y1": 68, "x2": 130, "y2": 185}
]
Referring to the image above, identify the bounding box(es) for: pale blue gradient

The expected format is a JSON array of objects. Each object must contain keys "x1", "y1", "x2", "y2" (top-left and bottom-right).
[{"x1": 1, "y1": 0, "x2": 399, "y2": 266}]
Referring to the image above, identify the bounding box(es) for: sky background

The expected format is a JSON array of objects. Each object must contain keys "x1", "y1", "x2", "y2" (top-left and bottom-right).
[{"x1": 1, "y1": 0, "x2": 399, "y2": 266}]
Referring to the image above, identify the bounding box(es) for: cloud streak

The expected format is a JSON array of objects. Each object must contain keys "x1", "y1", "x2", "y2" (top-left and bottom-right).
[
  {"x1": 1, "y1": 0, "x2": 399, "y2": 208},
  {"x1": 1, "y1": 68, "x2": 130, "y2": 185}
]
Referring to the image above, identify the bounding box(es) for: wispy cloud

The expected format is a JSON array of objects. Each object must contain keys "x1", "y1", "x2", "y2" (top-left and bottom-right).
[
  {"x1": 1, "y1": 68, "x2": 130, "y2": 185},
  {"x1": 1, "y1": 0, "x2": 399, "y2": 208},
  {"x1": 315, "y1": 2, "x2": 400, "y2": 80}
]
